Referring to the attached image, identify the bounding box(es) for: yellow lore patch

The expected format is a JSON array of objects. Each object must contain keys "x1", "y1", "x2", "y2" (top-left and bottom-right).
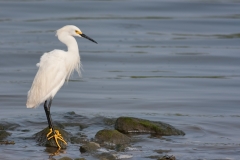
[{"x1": 75, "y1": 30, "x2": 82, "y2": 35}]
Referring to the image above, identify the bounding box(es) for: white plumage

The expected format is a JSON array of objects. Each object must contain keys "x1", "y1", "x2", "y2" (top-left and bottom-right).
[{"x1": 26, "y1": 25, "x2": 96, "y2": 108}]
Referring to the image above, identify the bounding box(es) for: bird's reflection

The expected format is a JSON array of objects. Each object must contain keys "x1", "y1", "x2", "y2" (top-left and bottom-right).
[{"x1": 45, "y1": 147, "x2": 66, "y2": 159}]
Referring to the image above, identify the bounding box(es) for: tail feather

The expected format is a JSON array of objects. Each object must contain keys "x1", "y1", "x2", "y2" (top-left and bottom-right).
[{"x1": 26, "y1": 91, "x2": 39, "y2": 108}]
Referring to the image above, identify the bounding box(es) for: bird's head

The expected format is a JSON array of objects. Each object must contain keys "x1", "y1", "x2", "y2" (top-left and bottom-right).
[{"x1": 56, "y1": 25, "x2": 97, "y2": 44}]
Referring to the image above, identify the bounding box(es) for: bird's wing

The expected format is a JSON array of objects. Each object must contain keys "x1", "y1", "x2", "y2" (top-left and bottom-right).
[{"x1": 26, "y1": 50, "x2": 68, "y2": 108}]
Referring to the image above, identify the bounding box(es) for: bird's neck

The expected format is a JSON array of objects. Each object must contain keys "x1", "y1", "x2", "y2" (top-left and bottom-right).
[{"x1": 58, "y1": 33, "x2": 79, "y2": 54}]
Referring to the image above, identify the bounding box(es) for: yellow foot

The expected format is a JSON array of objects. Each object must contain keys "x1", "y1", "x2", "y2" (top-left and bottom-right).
[{"x1": 46, "y1": 128, "x2": 67, "y2": 148}]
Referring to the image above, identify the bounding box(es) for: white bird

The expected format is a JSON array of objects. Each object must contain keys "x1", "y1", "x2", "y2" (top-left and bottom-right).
[{"x1": 26, "y1": 25, "x2": 97, "y2": 148}]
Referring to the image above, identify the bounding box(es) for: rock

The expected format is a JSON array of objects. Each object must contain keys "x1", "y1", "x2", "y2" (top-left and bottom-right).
[
  {"x1": 58, "y1": 157, "x2": 73, "y2": 160},
  {"x1": 158, "y1": 155, "x2": 176, "y2": 160},
  {"x1": 115, "y1": 144, "x2": 129, "y2": 152},
  {"x1": 74, "y1": 158, "x2": 86, "y2": 160},
  {"x1": 0, "y1": 140, "x2": 15, "y2": 145},
  {"x1": 154, "y1": 149, "x2": 171, "y2": 154},
  {"x1": 115, "y1": 117, "x2": 185, "y2": 136},
  {"x1": 0, "y1": 130, "x2": 11, "y2": 140},
  {"x1": 0, "y1": 122, "x2": 20, "y2": 130},
  {"x1": 70, "y1": 136, "x2": 88, "y2": 144},
  {"x1": 147, "y1": 155, "x2": 176, "y2": 160},
  {"x1": 103, "y1": 118, "x2": 116, "y2": 126},
  {"x1": 34, "y1": 126, "x2": 70, "y2": 149},
  {"x1": 61, "y1": 122, "x2": 87, "y2": 131},
  {"x1": 79, "y1": 142, "x2": 100, "y2": 153},
  {"x1": 95, "y1": 129, "x2": 130, "y2": 146},
  {"x1": 97, "y1": 153, "x2": 116, "y2": 160}
]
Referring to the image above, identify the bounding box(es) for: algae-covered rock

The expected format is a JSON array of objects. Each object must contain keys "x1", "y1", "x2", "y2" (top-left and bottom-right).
[
  {"x1": 0, "y1": 130, "x2": 11, "y2": 140},
  {"x1": 95, "y1": 129, "x2": 130, "y2": 145},
  {"x1": 34, "y1": 126, "x2": 70, "y2": 149},
  {"x1": 115, "y1": 117, "x2": 185, "y2": 136},
  {"x1": 79, "y1": 142, "x2": 100, "y2": 153}
]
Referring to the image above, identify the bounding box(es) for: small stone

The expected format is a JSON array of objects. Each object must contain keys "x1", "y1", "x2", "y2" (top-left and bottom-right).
[
  {"x1": 158, "y1": 155, "x2": 176, "y2": 160},
  {"x1": 79, "y1": 142, "x2": 100, "y2": 153},
  {"x1": 0, "y1": 130, "x2": 11, "y2": 140},
  {"x1": 0, "y1": 140, "x2": 15, "y2": 145},
  {"x1": 97, "y1": 153, "x2": 116, "y2": 160},
  {"x1": 115, "y1": 117, "x2": 185, "y2": 136},
  {"x1": 34, "y1": 126, "x2": 70, "y2": 149},
  {"x1": 70, "y1": 136, "x2": 88, "y2": 144},
  {"x1": 154, "y1": 149, "x2": 171, "y2": 154},
  {"x1": 58, "y1": 157, "x2": 73, "y2": 160},
  {"x1": 21, "y1": 129, "x2": 30, "y2": 132},
  {"x1": 67, "y1": 111, "x2": 76, "y2": 115},
  {"x1": 61, "y1": 122, "x2": 87, "y2": 130},
  {"x1": 95, "y1": 129, "x2": 130, "y2": 145},
  {"x1": 103, "y1": 118, "x2": 116, "y2": 126}
]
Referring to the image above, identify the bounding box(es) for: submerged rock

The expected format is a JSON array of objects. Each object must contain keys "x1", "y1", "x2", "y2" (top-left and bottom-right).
[
  {"x1": 0, "y1": 140, "x2": 15, "y2": 145},
  {"x1": 158, "y1": 155, "x2": 176, "y2": 160},
  {"x1": 95, "y1": 129, "x2": 130, "y2": 146},
  {"x1": 103, "y1": 118, "x2": 117, "y2": 126},
  {"x1": 34, "y1": 126, "x2": 70, "y2": 149},
  {"x1": 146, "y1": 155, "x2": 176, "y2": 160},
  {"x1": 61, "y1": 122, "x2": 87, "y2": 131},
  {"x1": 79, "y1": 142, "x2": 100, "y2": 153},
  {"x1": 115, "y1": 117, "x2": 185, "y2": 136},
  {"x1": 0, "y1": 130, "x2": 11, "y2": 140},
  {"x1": 70, "y1": 136, "x2": 88, "y2": 144},
  {"x1": 96, "y1": 153, "x2": 116, "y2": 160},
  {"x1": 58, "y1": 157, "x2": 73, "y2": 160},
  {"x1": 0, "y1": 122, "x2": 20, "y2": 130}
]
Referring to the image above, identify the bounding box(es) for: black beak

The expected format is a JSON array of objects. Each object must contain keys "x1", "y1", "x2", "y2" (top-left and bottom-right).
[{"x1": 81, "y1": 34, "x2": 97, "y2": 44}]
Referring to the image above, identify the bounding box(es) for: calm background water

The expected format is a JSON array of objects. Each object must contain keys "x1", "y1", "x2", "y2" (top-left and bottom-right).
[{"x1": 0, "y1": 0, "x2": 240, "y2": 159}]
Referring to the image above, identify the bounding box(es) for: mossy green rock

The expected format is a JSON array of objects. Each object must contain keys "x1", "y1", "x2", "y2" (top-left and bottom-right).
[
  {"x1": 95, "y1": 129, "x2": 130, "y2": 145},
  {"x1": 115, "y1": 117, "x2": 185, "y2": 136},
  {"x1": 34, "y1": 126, "x2": 70, "y2": 149},
  {"x1": 0, "y1": 130, "x2": 11, "y2": 140}
]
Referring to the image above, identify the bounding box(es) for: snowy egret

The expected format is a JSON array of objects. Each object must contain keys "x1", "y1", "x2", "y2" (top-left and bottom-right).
[{"x1": 26, "y1": 25, "x2": 97, "y2": 148}]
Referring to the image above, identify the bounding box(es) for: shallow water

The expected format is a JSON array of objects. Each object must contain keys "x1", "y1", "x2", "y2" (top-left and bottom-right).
[{"x1": 0, "y1": 0, "x2": 240, "y2": 159}]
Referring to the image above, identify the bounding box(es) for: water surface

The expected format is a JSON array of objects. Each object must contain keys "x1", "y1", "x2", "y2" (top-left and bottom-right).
[{"x1": 0, "y1": 0, "x2": 240, "y2": 159}]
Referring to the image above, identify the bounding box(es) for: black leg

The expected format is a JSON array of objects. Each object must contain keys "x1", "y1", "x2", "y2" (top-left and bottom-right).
[
  {"x1": 44, "y1": 99, "x2": 54, "y2": 130},
  {"x1": 44, "y1": 99, "x2": 67, "y2": 148}
]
